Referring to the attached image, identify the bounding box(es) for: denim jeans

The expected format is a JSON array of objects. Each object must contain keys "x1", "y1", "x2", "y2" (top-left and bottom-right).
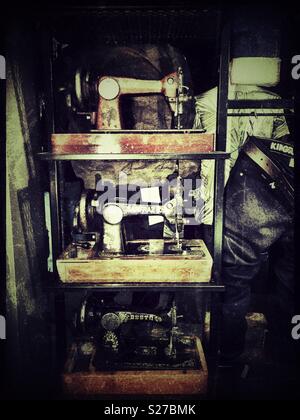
[{"x1": 220, "y1": 152, "x2": 294, "y2": 358}]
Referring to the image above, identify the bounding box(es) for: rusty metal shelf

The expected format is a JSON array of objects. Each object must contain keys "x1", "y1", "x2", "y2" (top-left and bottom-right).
[
  {"x1": 46, "y1": 281, "x2": 225, "y2": 292},
  {"x1": 38, "y1": 151, "x2": 230, "y2": 161}
]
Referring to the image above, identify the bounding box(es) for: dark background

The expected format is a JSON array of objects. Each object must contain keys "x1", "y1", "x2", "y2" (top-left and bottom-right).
[{"x1": 1, "y1": 0, "x2": 300, "y2": 400}]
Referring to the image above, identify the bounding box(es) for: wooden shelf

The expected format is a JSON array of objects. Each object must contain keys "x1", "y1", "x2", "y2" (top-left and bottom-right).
[
  {"x1": 63, "y1": 337, "x2": 208, "y2": 396},
  {"x1": 51, "y1": 131, "x2": 214, "y2": 154},
  {"x1": 37, "y1": 130, "x2": 229, "y2": 160},
  {"x1": 57, "y1": 239, "x2": 213, "y2": 285}
]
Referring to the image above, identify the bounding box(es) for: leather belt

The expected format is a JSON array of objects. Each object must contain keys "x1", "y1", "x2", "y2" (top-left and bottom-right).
[{"x1": 242, "y1": 140, "x2": 294, "y2": 206}]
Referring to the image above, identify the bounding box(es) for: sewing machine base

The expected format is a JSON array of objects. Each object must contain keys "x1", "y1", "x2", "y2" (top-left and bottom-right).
[
  {"x1": 62, "y1": 336, "x2": 207, "y2": 396},
  {"x1": 57, "y1": 239, "x2": 212, "y2": 284}
]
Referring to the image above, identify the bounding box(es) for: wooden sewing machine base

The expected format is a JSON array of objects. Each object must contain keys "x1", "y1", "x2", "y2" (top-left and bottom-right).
[
  {"x1": 57, "y1": 239, "x2": 212, "y2": 284},
  {"x1": 62, "y1": 337, "x2": 208, "y2": 396}
]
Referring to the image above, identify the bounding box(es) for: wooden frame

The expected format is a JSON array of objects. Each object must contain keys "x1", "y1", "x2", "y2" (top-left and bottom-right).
[
  {"x1": 56, "y1": 239, "x2": 212, "y2": 284},
  {"x1": 63, "y1": 337, "x2": 208, "y2": 396},
  {"x1": 51, "y1": 131, "x2": 214, "y2": 154}
]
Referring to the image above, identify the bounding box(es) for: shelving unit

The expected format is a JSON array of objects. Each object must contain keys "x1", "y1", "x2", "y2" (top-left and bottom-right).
[
  {"x1": 39, "y1": 136, "x2": 228, "y2": 396},
  {"x1": 39, "y1": 9, "x2": 296, "y2": 396}
]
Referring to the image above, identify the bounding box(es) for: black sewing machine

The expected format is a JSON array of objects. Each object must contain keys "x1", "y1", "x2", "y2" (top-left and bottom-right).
[{"x1": 72, "y1": 293, "x2": 201, "y2": 371}]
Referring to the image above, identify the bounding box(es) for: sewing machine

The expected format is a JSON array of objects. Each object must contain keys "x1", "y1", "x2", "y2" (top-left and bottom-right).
[
  {"x1": 74, "y1": 66, "x2": 189, "y2": 130},
  {"x1": 72, "y1": 293, "x2": 200, "y2": 370},
  {"x1": 54, "y1": 67, "x2": 213, "y2": 284}
]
